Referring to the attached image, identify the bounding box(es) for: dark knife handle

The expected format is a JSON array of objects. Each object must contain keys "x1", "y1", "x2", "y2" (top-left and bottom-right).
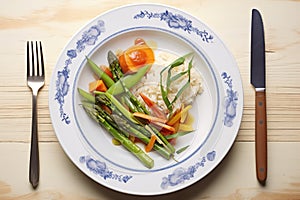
[{"x1": 255, "y1": 90, "x2": 267, "y2": 184}]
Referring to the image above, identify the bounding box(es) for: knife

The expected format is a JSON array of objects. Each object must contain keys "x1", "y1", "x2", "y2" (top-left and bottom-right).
[{"x1": 251, "y1": 8, "x2": 267, "y2": 184}]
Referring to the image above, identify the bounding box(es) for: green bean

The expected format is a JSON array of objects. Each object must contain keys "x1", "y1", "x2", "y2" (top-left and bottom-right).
[
  {"x1": 78, "y1": 88, "x2": 95, "y2": 103},
  {"x1": 176, "y1": 145, "x2": 189, "y2": 154},
  {"x1": 86, "y1": 57, "x2": 115, "y2": 87}
]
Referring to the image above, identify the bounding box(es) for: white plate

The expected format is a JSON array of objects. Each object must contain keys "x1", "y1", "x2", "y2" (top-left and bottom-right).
[{"x1": 49, "y1": 4, "x2": 243, "y2": 196}]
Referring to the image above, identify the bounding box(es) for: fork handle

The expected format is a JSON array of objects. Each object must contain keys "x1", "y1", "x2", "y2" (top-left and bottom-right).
[{"x1": 29, "y1": 93, "x2": 39, "y2": 189}]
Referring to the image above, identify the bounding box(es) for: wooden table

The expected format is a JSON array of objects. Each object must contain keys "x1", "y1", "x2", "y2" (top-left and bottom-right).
[{"x1": 1, "y1": 1, "x2": 299, "y2": 199}]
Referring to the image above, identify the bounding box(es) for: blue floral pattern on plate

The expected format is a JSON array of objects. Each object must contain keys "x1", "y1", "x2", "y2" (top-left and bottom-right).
[
  {"x1": 54, "y1": 20, "x2": 105, "y2": 124},
  {"x1": 50, "y1": 4, "x2": 243, "y2": 195},
  {"x1": 161, "y1": 151, "x2": 216, "y2": 189},
  {"x1": 79, "y1": 155, "x2": 133, "y2": 183},
  {"x1": 79, "y1": 151, "x2": 215, "y2": 188},
  {"x1": 221, "y1": 72, "x2": 238, "y2": 127},
  {"x1": 134, "y1": 10, "x2": 214, "y2": 43}
]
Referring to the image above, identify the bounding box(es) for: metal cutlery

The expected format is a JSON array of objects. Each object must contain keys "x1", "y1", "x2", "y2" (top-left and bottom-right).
[
  {"x1": 27, "y1": 41, "x2": 45, "y2": 189},
  {"x1": 250, "y1": 9, "x2": 267, "y2": 184}
]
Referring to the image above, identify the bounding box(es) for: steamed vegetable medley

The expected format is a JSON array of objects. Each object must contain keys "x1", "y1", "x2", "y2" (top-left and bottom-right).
[{"x1": 78, "y1": 38, "x2": 203, "y2": 168}]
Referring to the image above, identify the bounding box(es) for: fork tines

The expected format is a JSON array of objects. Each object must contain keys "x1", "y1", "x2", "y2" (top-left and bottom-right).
[{"x1": 27, "y1": 41, "x2": 45, "y2": 78}]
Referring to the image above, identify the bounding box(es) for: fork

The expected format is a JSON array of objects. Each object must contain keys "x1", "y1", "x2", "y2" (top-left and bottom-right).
[{"x1": 27, "y1": 41, "x2": 45, "y2": 189}]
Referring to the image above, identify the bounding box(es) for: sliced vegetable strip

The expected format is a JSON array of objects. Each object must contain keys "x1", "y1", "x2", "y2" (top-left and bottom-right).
[
  {"x1": 151, "y1": 121, "x2": 176, "y2": 134},
  {"x1": 145, "y1": 134, "x2": 157, "y2": 152},
  {"x1": 140, "y1": 93, "x2": 166, "y2": 120},
  {"x1": 167, "y1": 105, "x2": 192, "y2": 126},
  {"x1": 146, "y1": 125, "x2": 175, "y2": 154},
  {"x1": 133, "y1": 112, "x2": 167, "y2": 124}
]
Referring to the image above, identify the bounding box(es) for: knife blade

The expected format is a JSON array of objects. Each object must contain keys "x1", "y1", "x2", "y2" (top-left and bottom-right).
[{"x1": 251, "y1": 8, "x2": 267, "y2": 184}]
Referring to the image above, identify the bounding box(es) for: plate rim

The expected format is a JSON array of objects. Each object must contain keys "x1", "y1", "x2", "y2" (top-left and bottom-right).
[{"x1": 49, "y1": 3, "x2": 244, "y2": 196}]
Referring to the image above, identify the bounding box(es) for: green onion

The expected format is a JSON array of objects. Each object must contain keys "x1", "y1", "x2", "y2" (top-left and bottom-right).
[
  {"x1": 165, "y1": 130, "x2": 194, "y2": 140},
  {"x1": 160, "y1": 53, "x2": 194, "y2": 114},
  {"x1": 176, "y1": 145, "x2": 189, "y2": 154}
]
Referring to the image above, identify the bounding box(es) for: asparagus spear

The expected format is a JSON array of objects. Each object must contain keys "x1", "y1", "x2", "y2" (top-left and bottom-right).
[
  {"x1": 110, "y1": 81, "x2": 175, "y2": 154},
  {"x1": 81, "y1": 102, "x2": 154, "y2": 169},
  {"x1": 121, "y1": 95, "x2": 139, "y2": 113},
  {"x1": 93, "y1": 91, "x2": 174, "y2": 158},
  {"x1": 112, "y1": 114, "x2": 172, "y2": 160},
  {"x1": 119, "y1": 78, "x2": 150, "y2": 114},
  {"x1": 107, "y1": 50, "x2": 123, "y2": 81},
  {"x1": 95, "y1": 91, "x2": 138, "y2": 124},
  {"x1": 79, "y1": 95, "x2": 171, "y2": 163}
]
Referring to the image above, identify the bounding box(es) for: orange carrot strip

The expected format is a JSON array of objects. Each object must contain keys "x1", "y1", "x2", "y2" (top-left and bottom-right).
[
  {"x1": 133, "y1": 112, "x2": 167, "y2": 124},
  {"x1": 152, "y1": 121, "x2": 176, "y2": 135},
  {"x1": 140, "y1": 93, "x2": 167, "y2": 120},
  {"x1": 167, "y1": 109, "x2": 181, "y2": 126},
  {"x1": 145, "y1": 134, "x2": 156, "y2": 152},
  {"x1": 180, "y1": 105, "x2": 192, "y2": 123},
  {"x1": 167, "y1": 105, "x2": 192, "y2": 126}
]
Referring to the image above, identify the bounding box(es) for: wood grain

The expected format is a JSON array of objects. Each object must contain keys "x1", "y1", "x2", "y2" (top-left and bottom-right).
[
  {"x1": 1, "y1": 142, "x2": 300, "y2": 199},
  {"x1": 255, "y1": 91, "x2": 267, "y2": 184},
  {"x1": 0, "y1": 0, "x2": 300, "y2": 199},
  {"x1": 0, "y1": 0, "x2": 299, "y2": 144}
]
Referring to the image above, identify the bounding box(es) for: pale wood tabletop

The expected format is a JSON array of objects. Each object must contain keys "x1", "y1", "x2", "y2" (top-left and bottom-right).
[{"x1": 1, "y1": 0, "x2": 300, "y2": 199}]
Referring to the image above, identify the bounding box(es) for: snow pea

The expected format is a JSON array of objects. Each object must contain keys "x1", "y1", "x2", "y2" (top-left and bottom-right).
[
  {"x1": 106, "y1": 64, "x2": 150, "y2": 95},
  {"x1": 86, "y1": 57, "x2": 115, "y2": 88}
]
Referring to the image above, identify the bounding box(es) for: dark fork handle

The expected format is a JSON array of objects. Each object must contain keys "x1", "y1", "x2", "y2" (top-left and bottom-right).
[{"x1": 29, "y1": 93, "x2": 39, "y2": 189}]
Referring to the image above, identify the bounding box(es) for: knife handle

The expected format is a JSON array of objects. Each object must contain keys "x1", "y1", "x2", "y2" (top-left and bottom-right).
[{"x1": 255, "y1": 90, "x2": 267, "y2": 184}]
